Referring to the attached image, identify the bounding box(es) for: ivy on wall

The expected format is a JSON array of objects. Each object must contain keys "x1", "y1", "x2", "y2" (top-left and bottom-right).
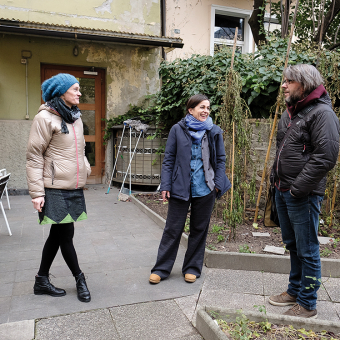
[{"x1": 105, "y1": 36, "x2": 340, "y2": 141}]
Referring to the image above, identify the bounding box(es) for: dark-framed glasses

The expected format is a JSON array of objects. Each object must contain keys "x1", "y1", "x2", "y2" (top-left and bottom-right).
[{"x1": 282, "y1": 79, "x2": 294, "y2": 85}]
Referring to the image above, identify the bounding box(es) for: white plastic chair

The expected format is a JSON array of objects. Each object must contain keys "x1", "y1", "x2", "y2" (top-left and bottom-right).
[
  {"x1": 0, "y1": 169, "x2": 10, "y2": 209},
  {"x1": 0, "y1": 173, "x2": 12, "y2": 236}
]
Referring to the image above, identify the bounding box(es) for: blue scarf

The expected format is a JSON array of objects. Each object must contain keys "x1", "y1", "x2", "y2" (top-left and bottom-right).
[{"x1": 185, "y1": 114, "x2": 213, "y2": 144}]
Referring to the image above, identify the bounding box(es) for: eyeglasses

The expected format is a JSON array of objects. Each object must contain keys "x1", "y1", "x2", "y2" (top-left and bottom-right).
[{"x1": 282, "y1": 79, "x2": 294, "y2": 85}]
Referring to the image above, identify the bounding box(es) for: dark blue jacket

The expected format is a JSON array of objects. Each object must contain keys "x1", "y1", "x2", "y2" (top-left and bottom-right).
[{"x1": 160, "y1": 118, "x2": 231, "y2": 201}]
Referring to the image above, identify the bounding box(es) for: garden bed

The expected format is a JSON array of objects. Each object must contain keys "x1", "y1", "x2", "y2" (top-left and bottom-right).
[
  {"x1": 136, "y1": 193, "x2": 340, "y2": 259},
  {"x1": 196, "y1": 307, "x2": 340, "y2": 340}
]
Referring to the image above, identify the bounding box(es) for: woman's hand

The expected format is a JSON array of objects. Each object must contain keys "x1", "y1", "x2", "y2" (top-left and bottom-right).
[
  {"x1": 161, "y1": 191, "x2": 170, "y2": 203},
  {"x1": 32, "y1": 197, "x2": 45, "y2": 212}
]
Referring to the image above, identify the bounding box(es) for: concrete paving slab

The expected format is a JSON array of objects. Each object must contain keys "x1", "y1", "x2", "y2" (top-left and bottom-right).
[
  {"x1": 35, "y1": 309, "x2": 119, "y2": 340},
  {"x1": 322, "y1": 277, "x2": 340, "y2": 303},
  {"x1": 262, "y1": 272, "x2": 330, "y2": 301},
  {"x1": 0, "y1": 261, "x2": 17, "y2": 273},
  {"x1": 109, "y1": 300, "x2": 202, "y2": 339},
  {"x1": 0, "y1": 283, "x2": 13, "y2": 298},
  {"x1": 316, "y1": 300, "x2": 340, "y2": 322},
  {"x1": 0, "y1": 319, "x2": 34, "y2": 340},
  {"x1": 175, "y1": 293, "x2": 200, "y2": 322},
  {"x1": 203, "y1": 268, "x2": 264, "y2": 295},
  {"x1": 318, "y1": 236, "x2": 335, "y2": 245},
  {"x1": 263, "y1": 245, "x2": 285, "y2": 255},
  {"x1": 252, "y1": 232, "x2": 271, "y2": 237},
  {"x1": 334, "y1": 302, "x2": 340, "y2": 318}
]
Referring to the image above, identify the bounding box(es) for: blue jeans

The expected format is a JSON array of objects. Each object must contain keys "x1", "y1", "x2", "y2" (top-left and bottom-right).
[{"x1": 275, "y1": 188, "x2": 323, "y2": 310}]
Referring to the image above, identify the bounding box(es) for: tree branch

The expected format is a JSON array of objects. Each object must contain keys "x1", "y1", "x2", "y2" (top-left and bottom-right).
[
  {"x1": 314, "y1": 0, "x2": 340, "y2": 43},
  {"x1": 249, "y1": 0, "x2": 267, "y2": 46}
]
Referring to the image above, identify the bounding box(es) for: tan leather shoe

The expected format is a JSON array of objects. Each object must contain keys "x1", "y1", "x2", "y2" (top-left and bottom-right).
[
  {"x1": 268, "y1": 292, "x2": 296, "y2": 306},
  {"x1": 149, "y1": 273, "x2": 161, "y2": 284},
  {"x1": 283, "y1": 303, "x2": 317, "y2": 319},
  {"x1": 184, "y1": 274, "x2": 196, "y2": 283}
]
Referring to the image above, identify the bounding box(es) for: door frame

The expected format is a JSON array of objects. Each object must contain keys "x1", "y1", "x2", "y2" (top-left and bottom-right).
[{"x1": 41, "y1": 64, "x2": 106, "y2": 184}]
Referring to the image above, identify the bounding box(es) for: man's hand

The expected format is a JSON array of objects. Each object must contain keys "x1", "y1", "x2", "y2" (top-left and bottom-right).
[
  {"x1": 32, "y1": 197, "x2": 45, "y2": 212},
  {"x1": 161, "y1": 191, "x2": 170, "y2": 203}
]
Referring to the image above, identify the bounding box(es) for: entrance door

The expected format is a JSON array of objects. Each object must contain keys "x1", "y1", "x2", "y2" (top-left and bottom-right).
[{"x1": 41, "y1": 64, "x2": 105, "y2": 184}]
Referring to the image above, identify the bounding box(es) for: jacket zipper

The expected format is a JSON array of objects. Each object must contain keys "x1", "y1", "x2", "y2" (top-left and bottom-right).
[
  {"x1": 72, "y1": 123, "x2": 79, "y2": 189},
  {"x1": 276, "y1": 119, "x2": 292, "y2": 190}
]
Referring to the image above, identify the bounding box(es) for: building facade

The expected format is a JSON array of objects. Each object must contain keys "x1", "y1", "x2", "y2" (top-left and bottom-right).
[
  {"x1": 165, "y1": 0, "x2": 279, "y2": 61},
  {"x1": 0, "y1": 0, "x2": 182, "y2": 191}
]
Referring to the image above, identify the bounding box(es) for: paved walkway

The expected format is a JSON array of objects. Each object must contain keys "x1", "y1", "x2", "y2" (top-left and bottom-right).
[{"x1": 0, "y1": 186, "x2": 339, "y2": 340}]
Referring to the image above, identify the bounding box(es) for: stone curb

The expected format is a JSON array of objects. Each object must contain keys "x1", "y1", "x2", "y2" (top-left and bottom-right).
[
  {"x1": 196, "y1": 306, "x2": 340, "y2": 340},
  {"x1": 131, "y1": 194, "x2": 340, "y2": 277}
]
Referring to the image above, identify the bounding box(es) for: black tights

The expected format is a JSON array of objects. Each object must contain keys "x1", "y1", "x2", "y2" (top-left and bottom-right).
[{"x1": 38, "y1": 222, "x2": 81, "y2": 277}]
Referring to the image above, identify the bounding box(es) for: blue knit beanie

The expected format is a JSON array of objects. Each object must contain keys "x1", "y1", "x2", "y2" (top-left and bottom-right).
[{"x1": 41, "y1": 73, "x2": 79, "y2": 102}]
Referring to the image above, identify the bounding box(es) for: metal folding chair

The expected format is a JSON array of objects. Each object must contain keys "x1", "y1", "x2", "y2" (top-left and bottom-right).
[
  {"x1": 0, "y1": 169, "x2": 10, "y2": 209},
  {"x1": 0, "y1": 173, "x2": 12, "y2": 236}
]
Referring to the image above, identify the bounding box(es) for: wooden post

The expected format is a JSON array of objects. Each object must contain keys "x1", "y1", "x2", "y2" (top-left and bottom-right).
[{"x1": 254, "y1": 0, "x2": 300, "y2": 223}]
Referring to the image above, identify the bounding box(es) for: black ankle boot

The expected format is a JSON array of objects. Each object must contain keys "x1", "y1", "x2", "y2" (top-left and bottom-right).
[
  {"x1": 34, "y1": 275, "x2": 66, "y2": 297},
  {"x1": 75, "y1": 272, "x2": 91, "y2": 302}
]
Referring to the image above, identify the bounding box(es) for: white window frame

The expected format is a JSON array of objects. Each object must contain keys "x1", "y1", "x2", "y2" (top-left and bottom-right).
[{"x1": 210, "y1": 5, "x2": 253, "y2": 55}]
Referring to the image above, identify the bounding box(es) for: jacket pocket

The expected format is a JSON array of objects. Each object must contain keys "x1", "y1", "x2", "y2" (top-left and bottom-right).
[{"x1": 172, "y1": 166, "x2": 179, "y2": 183}]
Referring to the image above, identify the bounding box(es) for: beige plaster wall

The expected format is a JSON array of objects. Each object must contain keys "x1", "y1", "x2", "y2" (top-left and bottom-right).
[
  {"x1": 0, "y1": 0, "x2": 161, "y2": 35},
  {"x1": 165, "y1": 0, "x2": 253, "y2": 61},
  {"x1": 0, "y1": 34, "x2": 161, "y2": 189}
]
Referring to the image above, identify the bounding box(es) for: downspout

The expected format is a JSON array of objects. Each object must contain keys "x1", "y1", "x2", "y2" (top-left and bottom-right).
[{"x1": 161, "y1": 0, "x2": 166, "y2": 60}]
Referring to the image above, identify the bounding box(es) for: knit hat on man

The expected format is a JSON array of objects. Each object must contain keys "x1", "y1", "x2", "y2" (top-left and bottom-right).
[{"x1": 41, "y1": 73, "x2": 79, "y2": 102}]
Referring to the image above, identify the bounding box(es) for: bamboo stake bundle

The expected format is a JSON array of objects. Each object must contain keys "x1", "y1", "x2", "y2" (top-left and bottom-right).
[
  {"x1": 230, "y1": 121, "x2": 235, "y2": 214},
  {"x1": 229, "y1": 27, "x2": 238, "y2": 216},
  {"x1": 243, "y1": 154, "x2": 247, "y2": 219},
  {"x1": 254, "y1": 0, "x2": 300, "y2": 223}
]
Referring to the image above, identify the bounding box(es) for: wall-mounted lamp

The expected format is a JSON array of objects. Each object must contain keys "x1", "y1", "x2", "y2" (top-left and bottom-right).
[
  {"x1": 73, "y1": 45, "x2": 79, "y2": 57},
  {"x1": 84, "y1": 67, "x2": 98, "y2": 75}
]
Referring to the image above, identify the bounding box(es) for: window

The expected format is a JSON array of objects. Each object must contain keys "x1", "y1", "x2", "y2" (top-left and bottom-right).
[{"x1": 211, "y1": 6, "x2": 253, "y2": 55}]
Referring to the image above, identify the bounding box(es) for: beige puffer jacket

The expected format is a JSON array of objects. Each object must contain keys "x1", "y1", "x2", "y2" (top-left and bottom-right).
[{"x1": 26, "y1": 105, "x2": 91, "y2": 198}]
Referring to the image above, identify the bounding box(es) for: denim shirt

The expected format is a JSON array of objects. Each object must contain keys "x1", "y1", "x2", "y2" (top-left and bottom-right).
[{"x1": 190, "y1": 142, "x2": 212, "y2": 197}]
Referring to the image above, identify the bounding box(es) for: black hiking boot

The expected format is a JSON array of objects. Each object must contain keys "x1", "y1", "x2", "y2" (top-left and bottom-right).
[
  {"x1": 34, "y1": 275, "x2": 66, "y2": 297},
  {"x1": 75, "y1": 272, "x2": 91, "y2": 303}
]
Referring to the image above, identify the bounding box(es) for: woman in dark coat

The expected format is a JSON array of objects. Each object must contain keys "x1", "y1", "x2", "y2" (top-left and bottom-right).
[{"x1": 149, "y1": 94, "x2": 231, "y2": 284}]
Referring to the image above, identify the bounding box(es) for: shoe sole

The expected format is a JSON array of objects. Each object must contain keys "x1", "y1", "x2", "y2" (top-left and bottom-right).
[
  {"x1": 268, "y1": 298, "x2": 296, "y2": 306},
  {"x1": 185, "y1": 278, "x2": 196, "y2": 283},
  {"x1": 34, "y1": 291, "x2": 66, "y2": 297},
  {"x1": 78, "y1": 297, "x2": 91, "y2": 302}
]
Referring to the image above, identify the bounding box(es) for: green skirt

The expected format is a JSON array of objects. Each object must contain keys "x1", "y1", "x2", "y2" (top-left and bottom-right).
[{"x1": 38, "y1": 188, "x2": 87, "y2": 225}]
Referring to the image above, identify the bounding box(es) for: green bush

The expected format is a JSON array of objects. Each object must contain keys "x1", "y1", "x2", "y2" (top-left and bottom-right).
[{"x1": 104, "y1": 38, "x2": 340, "y2": 139}]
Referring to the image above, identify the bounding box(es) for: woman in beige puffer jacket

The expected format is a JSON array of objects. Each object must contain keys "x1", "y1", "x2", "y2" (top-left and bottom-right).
[{"x1": 26, "y1": 73, "x2": 91, "y2": 303}]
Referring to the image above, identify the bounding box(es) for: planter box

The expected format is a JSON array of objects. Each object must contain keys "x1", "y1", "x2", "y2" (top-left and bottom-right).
[
  {"x1": 196, "y1": 306, "x2": 340, "y2": 340},
  {"x1": 131, "y1": 194, "x2": 340, "y2": 277}
]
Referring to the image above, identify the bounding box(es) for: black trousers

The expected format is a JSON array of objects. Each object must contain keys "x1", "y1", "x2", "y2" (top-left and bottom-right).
[
  {"x1": 38, "y1": 222, "x2": 81, "y2": 277},
  {"x1": 151, "y1": 190, "x2": 215, "y2": 279}
]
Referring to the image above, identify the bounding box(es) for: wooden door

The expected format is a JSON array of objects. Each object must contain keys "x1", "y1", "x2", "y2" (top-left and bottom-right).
[{"x1": 41, "y1": 64, "x2": 105, "y2": 184}]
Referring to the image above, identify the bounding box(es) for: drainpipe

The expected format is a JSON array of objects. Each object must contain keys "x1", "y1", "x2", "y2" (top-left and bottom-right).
[{"x1": 160, "y1": 0, "x2": 166, "y2": 60}]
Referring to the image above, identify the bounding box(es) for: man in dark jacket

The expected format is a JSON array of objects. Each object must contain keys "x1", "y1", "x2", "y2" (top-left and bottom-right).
[{"x1": 268, "y1": 64, "x2": 340, "y2": 318}]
